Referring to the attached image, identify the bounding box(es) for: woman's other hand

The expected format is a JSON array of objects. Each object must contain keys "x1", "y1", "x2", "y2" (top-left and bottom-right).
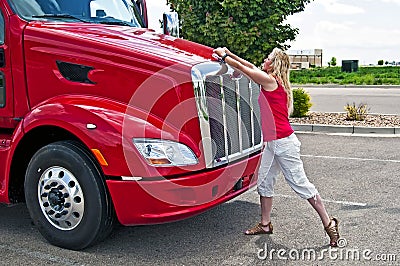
[{"x1": 213, "y1": 47, "x2": 229, "y2": 58}]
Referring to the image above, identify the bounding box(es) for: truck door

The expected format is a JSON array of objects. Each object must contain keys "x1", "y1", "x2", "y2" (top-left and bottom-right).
[{"x1": 0, "y1": 9, "x2": 14, "y2": 121}]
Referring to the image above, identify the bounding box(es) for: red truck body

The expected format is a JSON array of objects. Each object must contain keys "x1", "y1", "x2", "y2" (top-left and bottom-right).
[{"x1": 0, "y1": 0, "x2": 262, "y2": 249}]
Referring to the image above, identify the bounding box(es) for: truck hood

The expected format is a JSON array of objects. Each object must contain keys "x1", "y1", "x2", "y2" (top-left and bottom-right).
[
  {"x1": 27, "y1": 22, "x2": 213, "y2": 67},
  {"x1": 24, "y1": 22, "x2": 214, "y2": 151}
]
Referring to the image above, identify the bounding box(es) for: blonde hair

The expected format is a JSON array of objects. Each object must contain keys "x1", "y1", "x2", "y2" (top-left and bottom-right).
[{"x1": 268, "y1": 48, "x2": 293, "y2": 115}]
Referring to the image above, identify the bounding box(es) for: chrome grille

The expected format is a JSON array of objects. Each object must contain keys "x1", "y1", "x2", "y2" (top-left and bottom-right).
[
  {"x1": 205, "y1": 75, "x2": 225, "y2": 160},
  {"x1": 192, "y1": 62, "x2": 262, "y2": 168},
  {"x1": 222, "y1": 74, "x2": 240, "y2": 155}
]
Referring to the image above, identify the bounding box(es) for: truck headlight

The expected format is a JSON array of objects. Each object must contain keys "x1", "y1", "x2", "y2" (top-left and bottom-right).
[{"x1": 133, "y1": 139, "x2": 198, "y2": 166}]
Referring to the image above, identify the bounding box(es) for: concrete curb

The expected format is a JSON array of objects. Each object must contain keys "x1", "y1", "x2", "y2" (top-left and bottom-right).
[{"x1": 291, "y1": 123, "x2": 400, "y2": 135}]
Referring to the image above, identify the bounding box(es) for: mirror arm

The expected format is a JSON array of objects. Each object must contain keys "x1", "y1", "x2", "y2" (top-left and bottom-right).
[{"x1": 135, "y1": 0, "x2": 148, "y2": 28}]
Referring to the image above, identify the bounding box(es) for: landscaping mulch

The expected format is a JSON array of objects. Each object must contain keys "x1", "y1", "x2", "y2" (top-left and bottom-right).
[{"x1": 289, "y1": 112, "x2": 400, "y2": 128}]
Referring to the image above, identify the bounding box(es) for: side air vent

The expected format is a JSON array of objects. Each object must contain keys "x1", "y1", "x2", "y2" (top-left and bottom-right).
[{"x1": 56, "y1": 61, "x2": 95, "y2": 84}]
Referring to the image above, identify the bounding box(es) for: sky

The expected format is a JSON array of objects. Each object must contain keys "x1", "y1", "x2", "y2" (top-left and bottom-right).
[{"x1": 147, "y1": 0, "x2": 400, "y2": 66}]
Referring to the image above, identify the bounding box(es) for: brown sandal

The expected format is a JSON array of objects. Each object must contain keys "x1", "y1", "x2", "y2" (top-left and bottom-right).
[
  {"x1": 325, "y1": 217, "x2": 340, "y2": 247},
  {"x1": 245, "y1": 222, "x2": 273, "y2": 235}
]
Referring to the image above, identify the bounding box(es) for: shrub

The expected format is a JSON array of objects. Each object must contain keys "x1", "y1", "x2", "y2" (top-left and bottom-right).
[
  {"x1": 329, "y1": 57, "x2": 337, "y2": 67},
  {"x1": 291, "y1": 88, "x2": 312, "y2": 118},
  {"x1": 344, "y1": 102, "x2": 370, "y2": 121}
]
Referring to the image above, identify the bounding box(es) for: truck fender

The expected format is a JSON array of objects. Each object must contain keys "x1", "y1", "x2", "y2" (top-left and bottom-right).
[{"x1": 21, "y1": 95, "x2": 198, "y2": 178}]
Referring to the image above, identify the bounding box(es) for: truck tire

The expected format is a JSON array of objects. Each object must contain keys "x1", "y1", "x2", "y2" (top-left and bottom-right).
[{"x1": 24, "y1": 141, "x2": 115, "y2": 250}]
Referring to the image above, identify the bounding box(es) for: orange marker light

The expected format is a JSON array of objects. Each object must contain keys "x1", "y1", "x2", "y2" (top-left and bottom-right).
[{"x1": 91, "y1": 149, "x2": 109, "y2": 166}]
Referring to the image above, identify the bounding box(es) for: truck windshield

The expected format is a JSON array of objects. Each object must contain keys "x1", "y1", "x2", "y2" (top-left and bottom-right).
[{"x1": 8, "y1": 0, "x2": 143, "y2": 27}]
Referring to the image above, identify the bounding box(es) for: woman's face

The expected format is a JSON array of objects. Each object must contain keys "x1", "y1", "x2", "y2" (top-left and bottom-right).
[{"x1": 262, "y1": 55, "x2": 273, "y2": 72}]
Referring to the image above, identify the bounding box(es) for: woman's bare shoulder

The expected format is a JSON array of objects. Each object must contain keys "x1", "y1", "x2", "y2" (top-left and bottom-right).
[{"x1": 261, "y1": 74, "x2": 278, "y2": 91}]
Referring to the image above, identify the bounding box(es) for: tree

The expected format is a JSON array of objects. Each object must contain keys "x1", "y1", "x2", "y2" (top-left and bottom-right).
[
  {"x1": 329, "y1": 57, "x2": 337, "y2": 67},
  {"x1": 166, "y1": 0, "x2": 313, "y2": 66},
  {"x1": 378, "y1": 60, "x2": 384, "y2": 66}
]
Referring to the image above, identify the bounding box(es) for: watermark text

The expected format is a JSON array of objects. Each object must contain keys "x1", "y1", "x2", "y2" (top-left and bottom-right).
[{"x1": 257, "y1": 240, "x2": 397, "y2": 262}]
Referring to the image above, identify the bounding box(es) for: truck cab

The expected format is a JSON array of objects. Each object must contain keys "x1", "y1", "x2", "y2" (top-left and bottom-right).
[{"x1": 0, "y1": 0, "x2": 262, "y2": 250}]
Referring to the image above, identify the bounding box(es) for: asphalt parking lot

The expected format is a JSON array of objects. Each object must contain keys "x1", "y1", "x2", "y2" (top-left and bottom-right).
[
  {"x1": 0, "y1": 133, "x2": 399, "y2": 265},
  {"x1": 304, "y1": 86, "x2": 400, "y2": 114}
]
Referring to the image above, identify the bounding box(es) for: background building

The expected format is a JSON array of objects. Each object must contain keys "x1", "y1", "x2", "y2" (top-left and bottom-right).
[{"x1": 288, "y1": 49, "x2": 323, "y2": 69}]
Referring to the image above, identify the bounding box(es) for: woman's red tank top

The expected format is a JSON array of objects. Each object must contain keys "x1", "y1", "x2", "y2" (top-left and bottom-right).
[{"x1": 258, "y1": 80, "x2": 294, "y2": 141}]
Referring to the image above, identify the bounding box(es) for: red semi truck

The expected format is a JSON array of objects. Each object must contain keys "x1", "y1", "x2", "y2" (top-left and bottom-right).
[{"x1": 0, "y1": 0, "x2": 262, "y2": 249}]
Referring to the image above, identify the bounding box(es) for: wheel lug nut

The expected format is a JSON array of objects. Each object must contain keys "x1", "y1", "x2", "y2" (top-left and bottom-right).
[
  {"x1": 64, "y1": 203, "x2": 71, "y2": 208},
  {"x1": 57, "y1": 185, "x2": 65, "y2": 190},
  {"x1": 61, "y1": 210, "x2": 68, "y2": 216},
  {"x1": 50, "y1": 182, "x2": 58, "y2": 187}
]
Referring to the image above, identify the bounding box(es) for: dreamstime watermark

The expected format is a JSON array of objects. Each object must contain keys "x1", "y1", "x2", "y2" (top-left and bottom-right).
[{"x1": 257, "y1": 238, "x2": 397, "y2": 262}]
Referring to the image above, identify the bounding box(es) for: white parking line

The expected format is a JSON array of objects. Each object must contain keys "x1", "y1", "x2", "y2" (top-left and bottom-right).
[
  {"x1": 274, "y1": 193, "x2": 368, "y2": 207},
  {"x1": 250, "y1": 189, "x2": 368, "y2": 207},
  {"x1": 248, "y1": 153, "x2": 386, "y2": 208},
  {"x1": 301, "y1": 154, "x2": 400, "y2": 164}
]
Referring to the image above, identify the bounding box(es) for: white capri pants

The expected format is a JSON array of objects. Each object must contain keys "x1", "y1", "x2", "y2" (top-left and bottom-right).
[{"x1": 257, "y1": 133, "x2": 318, "y2": 199}]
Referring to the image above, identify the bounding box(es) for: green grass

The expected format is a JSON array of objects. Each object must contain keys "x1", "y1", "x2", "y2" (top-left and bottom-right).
[{"x1": 290, "y1": 66, "x2": 400, "y2": 85}]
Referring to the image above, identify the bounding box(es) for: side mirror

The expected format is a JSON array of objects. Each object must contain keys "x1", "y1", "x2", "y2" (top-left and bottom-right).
[
  {"x1": 163, "y1": 12, "x2": 179, "y2": 38},
  {"x1": 135, "y1": 0, "x2": 148, "y2": 28}
]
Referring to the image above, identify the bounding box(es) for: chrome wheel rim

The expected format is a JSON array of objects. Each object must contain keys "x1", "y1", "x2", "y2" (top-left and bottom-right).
[{"x1": 38, "y1": 166, "x2": 84, "y2": 230}]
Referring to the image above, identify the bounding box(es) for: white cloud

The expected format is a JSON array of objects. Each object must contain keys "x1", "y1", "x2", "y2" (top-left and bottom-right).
[
  {"x1": 286, "y1": 0, "x2": 400, "y2": 64},
  {"x1": 315, "y1": 20, "x2": 351, "y2": 33},
  {"x1": 320, "y1": 0, "x2": 365, "y2": 15},
  {"x1": 381, "y1": 0, "x2": 400, "y2": 5},
  {"x1": 314, "y1": 21, "x2": 400, "y2": 49}
]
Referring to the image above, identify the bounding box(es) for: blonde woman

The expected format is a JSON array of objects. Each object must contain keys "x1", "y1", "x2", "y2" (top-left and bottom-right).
[{"x1": 213, "y1": 47, "x2": 340, "y2": 247}]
